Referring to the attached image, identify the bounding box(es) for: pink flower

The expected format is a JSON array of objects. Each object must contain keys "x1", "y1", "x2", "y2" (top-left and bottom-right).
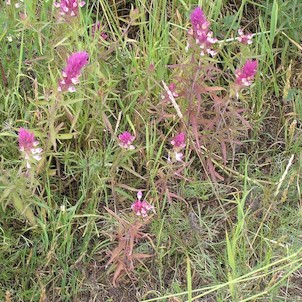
[
  {"x1": 237, "y1": 28, "x2": 253, "y2": 45},
  {"x1": 118, "y1": 131, "x2": 135, "y2": 150},
  {"x1": 235, "y1": 60, "x2": 258, "y2": 88},
  {"x1": 187, "y1": 7, "x2": 217, "y2": 56},
  {"x1": 168, "y1": 83, "x2": 179, "y2": 97},
  {"x1": 161, "y1": 83, "x2": 179, "y2": 100},
  {"x1": 169, "y1": 132, "x2": 186, "y2": 162},
  {"x1": 54, "y1": 0, "x2": 85, "y2": 17},
  {"x1": 171, "y1": 132, "x2": 186, "y2": 149},
  {"x1": 190, "y1": 6, "x2": 209, "y2": 29},
  {"x1": 18, "y1": 128, "x2": 42, "y2": 169},
  {"x1": 58, "y1": 51, "x2": 89, "y2": 92},
  {"x1": 131, "y1": 191, "x2": 154, "y2": 217},
  {"x1": 91, "y1": 21, "x2": 108, "y2": 40}
]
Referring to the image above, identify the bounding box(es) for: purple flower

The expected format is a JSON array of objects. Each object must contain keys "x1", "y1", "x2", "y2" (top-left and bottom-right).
[
  {"x1": 58, "y1": 51, "x2": 89, "y2": 92},
  {"x1": 118, "y1": 131, "x2": 135, "y2": 150},
  {"x1": 131, "y1": 191, "x2": 154, "y2": 217},
  {"x1": 171, "y1": 132, "x2": 186, "y2": 149},
  {"x1": 235, "y1": 60, "x2": 258, "y2": 87},
  {"x1": 91, "y1": 21, "x2": 108, "y2": 40},
  {"x1": 237, "y1": 28, "x2": 253, "y2": 45},
  {"x1": 18, "y1": 128, "x2": 42, "y2": 169},
  {"x1": 170, "y1": 132, "x2": 186, "y2": 162},
  {"x1": 187, "y1": 7, "x2": 217, "y2": 56},
  {"x1": 54, "y1": 0, "x2": 85, "y2": 17},
  {"x1": 190, "y1": 6, "x2": 209, "y2": 30}
]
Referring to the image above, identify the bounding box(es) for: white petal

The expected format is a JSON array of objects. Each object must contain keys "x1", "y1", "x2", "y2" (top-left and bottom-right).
[
  {"x1": 33, "y1": 155, "x2": 42, "y2": 161},
  {"x1": 68, "y1": 86, "x2": 76, "y2": 92}
]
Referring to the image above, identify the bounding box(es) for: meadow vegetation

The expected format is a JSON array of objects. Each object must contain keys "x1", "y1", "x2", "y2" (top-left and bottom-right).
[{"x1": 1, "y1": 0, "x2": 302, "y2": 301}]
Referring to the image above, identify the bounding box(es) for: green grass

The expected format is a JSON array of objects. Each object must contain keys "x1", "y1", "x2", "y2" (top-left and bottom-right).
[{"x1": 1, "y1": 0, "x2": 302, "y2": 301}]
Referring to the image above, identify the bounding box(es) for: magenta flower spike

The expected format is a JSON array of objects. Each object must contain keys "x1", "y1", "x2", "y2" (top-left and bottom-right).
[
  {"x1": 18, "y1": 128, "x2": 43, "y2": 169},
  {"x1": 131, "y1": 191, "x2": 154, "y2": 217},
  {"x1": 190, "y1": 6, "x2": 210, "y2": 30},
  {"x1": 170, "y1": 132, "x2": 186, "y2": 162},
  {"x1": 58, "y1": 51, "x2": 89, "y2": 92},
  {"x1": 235, "y1": 60, "x2": 258, "y2": 88},
  {"x1": 171, "y1": 132, "x2": 186, "y2": 149},
  {"x1": 237, "y1": 28, "x2": 253, "y2": 45},
  {"x1": 187, "y1": 7, "x2": 217, "y2": 56},
  {"x1": 54, "y1": 0, "x2": 86, "y2": 17},
  {"x1": 118, "y1": 131, "x2": 135, "y2": 150}
]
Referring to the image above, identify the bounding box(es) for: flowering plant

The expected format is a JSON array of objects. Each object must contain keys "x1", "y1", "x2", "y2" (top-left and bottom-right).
[
  {"x1": 131, "y1": 191, "x2": 154, "y2": 217},
  {"x1": 54, "y1": 0, "x2": 86, "y2": 17},
  {"x1": 118, "y1": 131, "x2": 135, "y2": 150},
  {"x1": 58, "y1": 51, "x2": 89, "y2": 92},
  {"x1": 18, "y1": 128, "x2": 42, "y2": 169}
]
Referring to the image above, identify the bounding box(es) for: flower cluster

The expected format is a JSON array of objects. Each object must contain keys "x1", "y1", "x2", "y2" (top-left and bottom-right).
[
  {"x1": 235, "y1": 59, "x2": 258, "y2": 88},
  {"x1": 187, "y1": 7, "x2": 217, "y2": 56},
  {"x1": 91, "y1": 21, "x2": 108, "y2": 40},
  {"x1": 118, "y1": 131, "x2": 135, "y2": 150},
  {"x1": 58, "y1": 51, "x2": 89, "y2": 92},
  {"x1": 54, "y1": 0, "x2": 86, "y2": 17},
  {"x1": 18, "y1": 128, "x2": 43, "y2": 169},
  {"x1": 131, "y1": 191, "x2": 154, "y2": 217},
  {"x1": 170, "y1": 132, "x2": 186, "y2": 162},
  {"x1": 237, "y1": 28, "x2": 253, "y2": 45}
]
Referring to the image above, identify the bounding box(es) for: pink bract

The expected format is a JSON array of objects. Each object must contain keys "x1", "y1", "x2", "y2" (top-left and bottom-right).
[
  {"x1": 18, "y1": 128, "x2": 43, "y2": 169},
  {"x1": 171, "y1": 132, "x2": 186, "y2": 149},
  {"x1": 54, "y1": 0, "x2": 86, "y2": 17},
  {"x1": 238, "y1": 28, "x2": 253, "y2": 45},
  {"x1": 190, "y1": 7, "x2": 208, "y2": 30},
  {"x1": 58, "y1": 51, "x2": 89, "y2": 92},
  {"x1": 19, "y1": 128, "x2": 36, "y2": 151},
  {"x1": 235, "y1": 60, "x2": 258, "y2": 87},
  {"x1": 188, "y1": 7, "x2": 217, "y2": 56},
  {"x1": 118, "y1": 131, "x2": 135, "y2": 150},
  {"x1": 131, "y1": 191, "x2": 153, "y2": 217}
]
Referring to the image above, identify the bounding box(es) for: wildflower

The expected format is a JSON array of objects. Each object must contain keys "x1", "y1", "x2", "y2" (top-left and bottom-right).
[
  {"x1": 235, "y1": 60, "x2": 258, "y2": 88},
  {"x1": 170, "y1": 132, "x2": 186, "y2": 162},
  {"x1": 91, "y1": 21, "x2": 108, "y2": 40},
  {"x1": 118, "y1": 131, "x2": 135, "y2": 150},
  {"x1": 187, "y1": 7, "x2": 217, "y2": 56},
  {"x1": 6, "y1": 0, "x2": 11, "y2": 5},
  {"x1": 54, "y1": 0, "x2": 85, "y2": 17},
  {"x1": 58, "y1": 51, "x2": 89, "y2": 92},
  {"x1": 131, "y1": 191, "x2": 154, "y2": 217},
  {"x1": 237, "y1": 28, "x2": 253, "y2": 45},
  {"x1": 18, "y1": 128, "x2": 43, "y2": 169},
  {"x1": 161, "y1": 83, "x2": 178, "y2": 100},
  {"x1": 171, "y1": 132, "x2": 186, "y2": 149}
]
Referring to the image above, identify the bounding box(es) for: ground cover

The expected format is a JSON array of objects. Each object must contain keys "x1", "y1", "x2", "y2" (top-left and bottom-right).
[{"x1": 1, "y1": 0, "x2": 302, "y2": 301}]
